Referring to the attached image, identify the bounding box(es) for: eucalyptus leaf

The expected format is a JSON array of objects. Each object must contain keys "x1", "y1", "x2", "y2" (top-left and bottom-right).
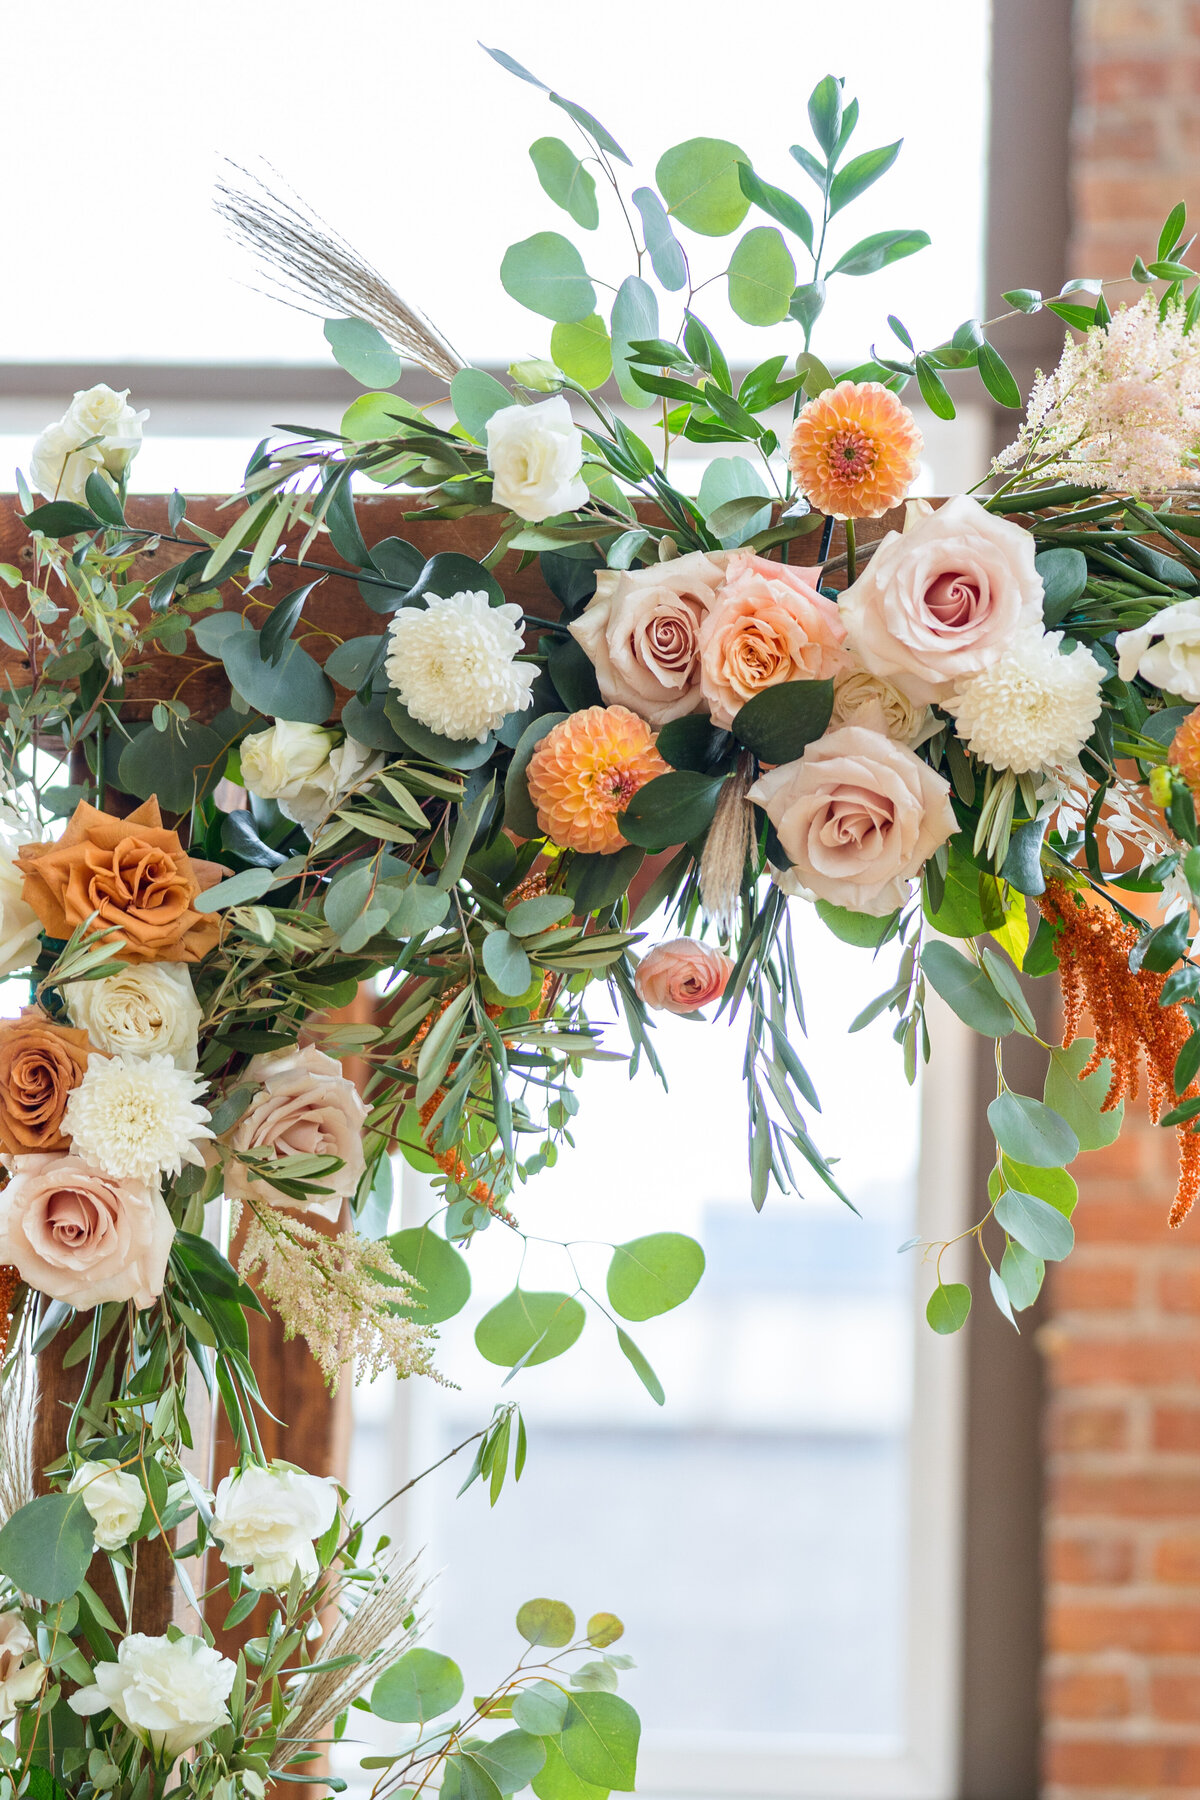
[
  {"x1": 656, "y1": 138, "x2": 751, "y2": 236},
  {"x1": 502, "y1": 234, "x2": 596, "y2": 323},
  {"x1": 324, "y1": 317, "x2": 404, "y2": 388},
  {"x1": 530, "y1": 138, "x2": 599, "y2": 229}
]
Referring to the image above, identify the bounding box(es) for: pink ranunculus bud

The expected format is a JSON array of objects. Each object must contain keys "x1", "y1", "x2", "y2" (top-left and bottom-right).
[{"x1": 633, "y1": 939, "x2": 733, "y2": 1015}]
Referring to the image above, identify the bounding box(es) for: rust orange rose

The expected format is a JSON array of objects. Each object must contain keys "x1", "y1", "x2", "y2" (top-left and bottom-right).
[
  {"x1": 0, "y1": 1012, "x2": 93, "y2": 1154},
  {"x1": 634, "y1": 940, "x2": 733, "y2": 1014},
  {"x1": 16, "y1": 799, "x2": 227, "y2": 964}
]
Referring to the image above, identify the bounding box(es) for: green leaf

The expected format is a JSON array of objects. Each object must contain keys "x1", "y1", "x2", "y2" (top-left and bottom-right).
[
  {"x1": 814, "y1": 900, "x2": 897, "y2": 947},
  {"x1": 221, "y1": 629, "x2": 334, "y2": 725},
  {"x1": 830, "y1": 229, "x2": 930, "y2": 276},
  {"x1": 384, "y1": 695, "x2": 496, "y2": 771},
  {"x1": 562, "y1": 844, "x2": 645, "y2": 915},
  {"x1": 561, "y1": 1693, "x2": 640, "y2": 1792},
  {"x1": 611, "y1": 276, "x2": 660, "y2": 410},
  {"x1": 915, "y1": 355, "x2": 955, "y2": 421},
  {"x1": 926, "y1": 1281, "x2": 971, "y2": 1335},
  {"x1": 1001, "y1": 1240, "x2": 1045, "y2": 1311},
  {"x1": 324, "y1": 317, "x2": 404, "y2": 388},
  {"x1": 618, "y1": 771, "x2": 726, "y2": 850},
  {"x1": 506, "y1": 895, "x2": 575, "y2": 936},
  {"x1": 923, "y1": 843, "x2": 1003, "y2": 937},
  {"x1": 733, "y1": 679, "x2": 833, "y2": 762},
  {"x1": 988, "y1": 1092, "x2": 1079, "y2": 1168},
  {"x1": 922, "y1": 941, "x2": 1016, "y2": 1037},
  {"x1": 474, "y1": 1732, "x2": 548, "y2": 1795},
  {"x1": 452, "y1": 370, "x2": 517, "y2": 443},
  {"x1": 696, "y1": 455, "x2": 771, "y2": 546},
  {"x1": 615, "y1": 1328, "x2": 665, "y2": 1405},
  {"x1": 193, "y1": 866, "x2": 275, "y2": 913},
  {"x1": 1160, "y1": 200, "x2": 1188, "y2": 260},
  {"x1": 807, "y1": 75, "x2": 843, "y2": 155},
  {"x1": 1003, "y1": 288, "x2": 1043, "y2": 313},
  {"x1": 977, "y1": 341, "x2": 1023, "y2": 409},
  {"x1": 1001, "y1": 1157, "x2": 1077, "y2": 1217},
  {"x1": 0, "y1": 1494, "x2": 94, "y2": 1602},
  {"x1": 117, "y1": 719, "x2": 226, "y2": 815},
  {"x1": 476, "y1": 1290, "x2": 586, "y2": 1369},
  {"x1": 21, "y1": 502, "x2": 100, "y2": 537},
  {"x1": 994, "y1": 1187, "x2": 1075, "y2": 1261},
  {"x1": 551, "y1": 316, "x2": 613, "y2": 389},
  {"x1": 727, "y1": 227, "x2": 797, "y2": 326},
  {"x1": 530, "y1": 138, "x2": 599, "y2": 229},
  {"x1": 512, "y1": 1681, "x2": 571, "y2": 1737},
  {"x1": 481, "y1": 52, "x2": 632, "y2": 165},
  {"x1": 502, "y1": 233, "x2": 597, "y2": 323},
  {"x1": 505, "y1": 712, "x2": 568, "y2": 838},
  {"x1": 451, "y1": 1755, "x2": 503, "y2": 1800},
  {"x1": 587, "y1": 1614, "x2": 624, "y2": 1649},
  {"x1": 371, "y1": 1648, "x2": 464, "y2": 1723},
  {"x1": 735, "y1": 165, "x2": 813, "y2": 250},
  {"x1": 483, "y1": 930, "x2": 533, "y2": 998},
  {"x1": 655, "y1": 138, "x2": 751, "y2": 236},
  {"x1": 606, "y1": 1233, "x2": 704, "y2": 1320},
  {"x1": 531, "y1": 1740, "x2": 608, "y2": 1800},
  {"x1": 828, "y1": 141, "x2": 901, "y2": 215},
  {"x1": 385, "y1": 1226, "x2": 471, "y2": 1324},
  {"x1": 516, "y1": 1599, "x2": 576, "y2": 1649},
  {"x1": 623, "y1": 189, "x2": 683, "y2": 291},
  {"x1": 1044, "y1": 1040, "x2": 1124, "y2": 1150},
  {"x1": 84, "y1": 472, "x2": 125, "y2": 528},
  {"x1": 325, "y1": 635, "x2": 384, "y2": 691},
  {"x1": 980, "y1": 947, "x2": 1037, "y2": 1033}
]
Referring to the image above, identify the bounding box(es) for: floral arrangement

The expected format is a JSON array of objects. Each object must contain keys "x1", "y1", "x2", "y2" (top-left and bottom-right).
[{"x1": 2, "y1": 40, "x2": 1200, "y2": 1800}]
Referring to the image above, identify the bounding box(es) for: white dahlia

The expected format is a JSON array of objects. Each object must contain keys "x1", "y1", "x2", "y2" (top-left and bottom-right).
[
  {"x1": 384, "y1": 591, "x2": 536, "y2": 741},
  {"x1": 947, "y1": 630, "x2": 1104, "y2": 775},
  {"x1": 64, "y1": 1053, "x2": 213, "y2": 1184}
]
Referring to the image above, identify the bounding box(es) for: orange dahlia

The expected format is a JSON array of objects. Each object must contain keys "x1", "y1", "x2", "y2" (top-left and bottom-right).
[
  {"x1": 1171, "y1": 707, "x2": 1200, "y2": 793},
  {"x1": 788, "y1": 380, "x2": 923, "y2": 519},
  {"x1": 526, "y1": 705, "x2": 668, "y2": 855}
]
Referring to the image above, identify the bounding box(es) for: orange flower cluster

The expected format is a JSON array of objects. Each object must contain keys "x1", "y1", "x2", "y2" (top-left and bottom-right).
[
  {"x1": 1171, "y1": 707, "x2": 1200, "y2": 794},
  {"x1": 1038, "y1": 878, "x2": 1200, "y2": 1226},
  {"x1": 0, "y1": 1264, "x2": 21, "y2": 1362}
]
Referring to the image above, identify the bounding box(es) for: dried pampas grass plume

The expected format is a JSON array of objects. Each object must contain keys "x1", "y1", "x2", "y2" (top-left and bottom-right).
[
  {"x1": 214, "y1": 160, "x2": 465, "y2": 383},
  {"x1": 281, "y1": 1548, "x2": 423, "y2": 1749},
  {"x1": 699, "y1": 762, "x2": 753, "y2": 932}
]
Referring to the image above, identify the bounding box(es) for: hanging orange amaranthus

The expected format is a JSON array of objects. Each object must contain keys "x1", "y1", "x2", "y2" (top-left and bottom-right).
[
  {"x1": 0, "y1": 1264, "x2": 20, "y2": 1361},
  {"x1": 1038, "y1": 876, "x2": 1200, "y2": 1226}
]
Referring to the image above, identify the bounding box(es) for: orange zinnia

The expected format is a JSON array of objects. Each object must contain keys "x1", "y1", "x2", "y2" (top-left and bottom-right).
[
  {"x1": 526, "y1": 706, "x2": 668, "y2": 855},
  {"x1": 788, "y1": 380, "x2": 923, "y2": 519}
]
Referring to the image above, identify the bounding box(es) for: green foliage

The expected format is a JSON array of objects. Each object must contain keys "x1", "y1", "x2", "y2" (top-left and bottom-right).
[
  {"x1": 502, "y1": 234, "x2": 597, "y2": 322},
  {"x1": 550, "y1": 316, "x2": 613, "y2": 388},
  {"x1": 606, "y1": 1234, "x2": 705, "y2": 1320},
  {"x1": 994, "y1": 1187, "x2": 1075, "y2": 1262},
  {"x1": 619, "y1": 771, "x2": 726, "y2": 850},
  {"x1": 655, "y1": 138, "x2": 751, "y2": 236},
  {"x1": 530, "y1": 138, "x2": 600, "y2": 229},
  {"x1": 0, "y1": 1495, "x2": 94, "y2": 1602},
  {"x1": 1044, "y1": 1041, "x2": 1125, "y2": 1151},
  {"x1": 324, "y1": 317, "x2": 404, "y2": 388},
  {"x1": 926, "y1": 1282, "x2": 971, "y2": 1335},
  {"x1": 988, "y1": 1092, "x2": 1079, "y2": 1168},
  {"x1": 453, "y1": 370, "x2": 517, "y2": 442},
  {"x1": 922, "y1": 942, "x2": 1016, "y2": 1037},
  {"x1": 728, "y1": 228, "x2": 796, "y2": 325},
  {"x1": 610, "y1": 277, "x2": 659, "y2": 409},
  {"x1": 733, "y1": 680, "x2": 834, "y2": 762},
  {"x1": 386, "y1": 1226, "x2": 472, "y2": 1323},
  {"x1": 560, "y1": 1693, "x2": 640, "y2": 1791},
  {"x1": 517, "y1": 1599, "x2": 576, "y2": 1648},
  {"x1": 372, "y1": 1648, "x2": 465, "y2": 1723},
  {"x1": 476, "y1": 1291, "x2": 587, "y2": 1369}
]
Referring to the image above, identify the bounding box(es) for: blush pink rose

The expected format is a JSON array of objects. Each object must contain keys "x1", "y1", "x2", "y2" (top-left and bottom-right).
[
  {"x1": 0, "y1": 1153, "x2": 173, "y2": 1309},
  {"x1": 748, "y1": 721, "x2": 956, "y2": 916},
  {"x1": 698, "y1": 553, "x2": 849, "y2": 729},
  {"x1": 224, "y1": 1045, "x2": 367, "y2": 1222},
  {"x1": 569, "y1": 550, "x2": 728, "y2": 727},
  {"x1": 633, "y1": 939, "x2": 733, "y2": 1014},
  {"x1": 837, "y1": 494, "x2": 1044, "y2": 705}
]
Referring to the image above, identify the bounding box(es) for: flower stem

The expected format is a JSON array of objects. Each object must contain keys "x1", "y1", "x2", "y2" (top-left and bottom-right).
[{"x1": 844, "y1": 517, "x2": 858, "y2": 585}]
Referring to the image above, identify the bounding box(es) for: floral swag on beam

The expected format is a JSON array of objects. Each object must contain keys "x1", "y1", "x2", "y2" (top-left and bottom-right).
[{"x1": 0, "y1": 41, "x2": 1197, "y2": 1800}]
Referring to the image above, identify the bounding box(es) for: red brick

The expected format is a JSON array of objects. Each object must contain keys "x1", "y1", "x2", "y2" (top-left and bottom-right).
[
  {"x1": 1048, "y1": 1602, "x2": 1200, "y2": 1653},
  {"x1": 1151, "y1": 1671, "x2": 1200, "y2": 1720},
  {"x1": 1154, "y1": 1534, "x2": 1200, "y2": 1583},
  {"x1": 1160, "y1": 1267, "x2": 1200, "y2": 1314},
  {"x1": 1070, "y1": 1197, "x2": 1175, "y2": 1243},
  {"x1": 1084, "y1": 57, "x2": 1173, "y2": 102},
  {"x1": 1047, "y1": 1532, "x2": 1136, "y2": 1584},
  {"x1": 1053, "y1": 1472, "x2": 1200, "y2": 1518},
  {"x1": 1048, "y1": 1401, "x2": 1130, "y2": 1451},
  {"x1": 1052, "y1": 1336, "x2": 1200, "y2": 1387},
  {"x1": 1045, "y1": 1739, "x2": 1200, "y2": 1786},
  {"x1": 1045, "y1": 1668, "x2": 1132, "y2": 1719},
  {"x1": 1155, "y1": 1406, "x2": 1200, "y2": 1452},
  {"x1": 1055, "y1": 1262, "x2": 1139, "y2": 1311}
]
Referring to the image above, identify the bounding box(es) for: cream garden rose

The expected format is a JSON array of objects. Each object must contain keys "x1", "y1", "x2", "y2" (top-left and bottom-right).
[
  {"x1": 224, "y1": 1044, "x2": 367, "y2": 1220},
  {"x1": 65, "y1": 963, "x2": 202, "y2": 1069},
  {"x1": 0, "y1": 1613, "x2": 44, "y2": 1721},
  {"x1": 485, "y1": 395, "x2": 588, "y2": 522},
  {"x1": 569, "y1": 550, "x2": 728, "y2": 726},
  {"x1": 240, "y1": 722, "x2": 382, "y2": 833},
  {"x1": 1115, "y1": 598, "x2": 1200, "y2": 702},
  {"x1": 30, "y1": 385, "x2": 147, "y2": 504},
  {"x1": 748, "y1": 720, "x2": 957, "y2": 915},
  {"x1": 68, "y1": 1459, "x2": 145, "y2": 1551},
  {"x1": 212, "y1": 1461, "x2": 338, "y2": 1589},
  {"x1": 0, "y1": 1153, "x2": 174, "y2": 1309},
  {"x1": 838, "y1": 494, "x2": 1045, "y2": 703},
  {"x1": 0, "y1": 806, "x2": 43, "y2": 978},
  {"x1": 831, "y1": 665, "x2": 933, "y2": 745},
  {"x1": 69, "y1": 1632, "x2": 235, "y2": 1757}
]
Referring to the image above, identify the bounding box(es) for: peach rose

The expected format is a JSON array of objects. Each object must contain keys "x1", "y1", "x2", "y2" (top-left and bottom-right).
[
  {"x1": 16, "y1": 798, "x2": 227, "y2": 964},
  {"x1": 837, "y1": 494, "x2": 1044, "y2": 705},
  {"x1": 0, "y1": 1012, "x2": 92, "y2": 1154},
  {"x1": 569, "y1": 550, "x2": 728, "y2": 727},
  {"x1": 633, "y1": 940, "x2": 733, "y2": 1014},
  {"x1": 0, "y1": 1153, "x2": 173, "y2": 1309},
  {"x1": 697, "y1": 553, "x2": 849, "y2": 730},
  {"x1": 748, "y1": 721, "x2": 956, "y2": 916},
  {"x1": 224, "y1": 1045, "x2": 367, "y2": 1221}
]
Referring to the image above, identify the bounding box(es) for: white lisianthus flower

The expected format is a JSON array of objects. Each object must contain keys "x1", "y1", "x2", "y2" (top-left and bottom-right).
[
  {"x1": 385, "y1": 591, "x2": 536, "y2": 741},
  {"x1": 64, "y1": 965, "x2": 202, "y2": 1070},
  {"x1": 68, "y1": 1458, "x2": 145, "y2": 1551},
  {"x1": 211, "y1": 1462, "x2": 339, "y2": 1590},
  {"x1": 0, "y1": 1612, "x2": 44, "y2": 1721},
  {"x1": 1115, "y1": 598, "x2": 1200, "y2": 702},
  {"x1": 241, "y1": 724, "x2": 381, "y2": 835},
  {"x1": 29, "y1": 385, "x2": 148, "y2": 503},
  {"x1": 0, "y1": 806, "x2": 43, "y2": 978},
  {"x1": 947, "y1": 631, "x2": 1105, "y2": 775},
  {"x1": 485, "y1": 395, "x2": 588, "y2": 522},
  {"x1": 69, "y1": 1632, "x2": 235, "y2": 1757},
  {"x1": 63, "y1": 1053, "x2": 213, "y2": 1185}
]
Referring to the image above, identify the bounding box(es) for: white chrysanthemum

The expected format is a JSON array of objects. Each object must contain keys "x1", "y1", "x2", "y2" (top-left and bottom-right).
[
  {"x1": 384, "y1": 591, "x2": 536, "y2": 741},
  {"x1": 947, "y1": 631, "x2": 1104, "y2": 775},
  {"x1": 63, "y1": 1053, "x2": 212, "y2": 1184}
]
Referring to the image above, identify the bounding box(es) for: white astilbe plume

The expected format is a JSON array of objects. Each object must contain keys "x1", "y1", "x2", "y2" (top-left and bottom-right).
[
  {"x1": 994, "y1": 294, "x2": 1200, "y2": 494},
  {"x1": 214, "y1": 160, "x2": 465, "y2": 382},
  {"x1": 281, "y1": 1549, "x2": 424, "y2": 1748}
]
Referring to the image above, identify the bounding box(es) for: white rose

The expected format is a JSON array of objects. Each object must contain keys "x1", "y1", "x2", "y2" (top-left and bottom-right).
[
  {"x1": 0, "y1": 809, "x2": 43, "y2": 978},
  {"x1": 1116, "y1": 599, "x2": 1200, "y2": 701},
  {"x1": 64, "y1": 964, "x2": 202, "y2": 1070},
  {"x1": 69, "y1": 1632, "x2": 235, "y2": 1757},
  {"x1": 68, "y1": 1458, "x2": 145, "y2": 1551},
  {"x1": 29, "y1": 420, "x2": 105, "y2": 507},
  {"x1": 277, "y1": 734, "x2": 382, "y2": 834},
  {"x1": 240, "y1": 722, "x2": 336, "y2": 799},
  {"x1": 63, "y1": 385, "x2": 148, "y2": 476},
  {"x1": 0, "y1": 1612, "x2": 44, "y2": 1721},
  {"x1": 485, "y1": 396, "x2": 588, "y2": 522},
  {"x1": 211, "y1": 1462, "x2": 338, "y2": 1590}
]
